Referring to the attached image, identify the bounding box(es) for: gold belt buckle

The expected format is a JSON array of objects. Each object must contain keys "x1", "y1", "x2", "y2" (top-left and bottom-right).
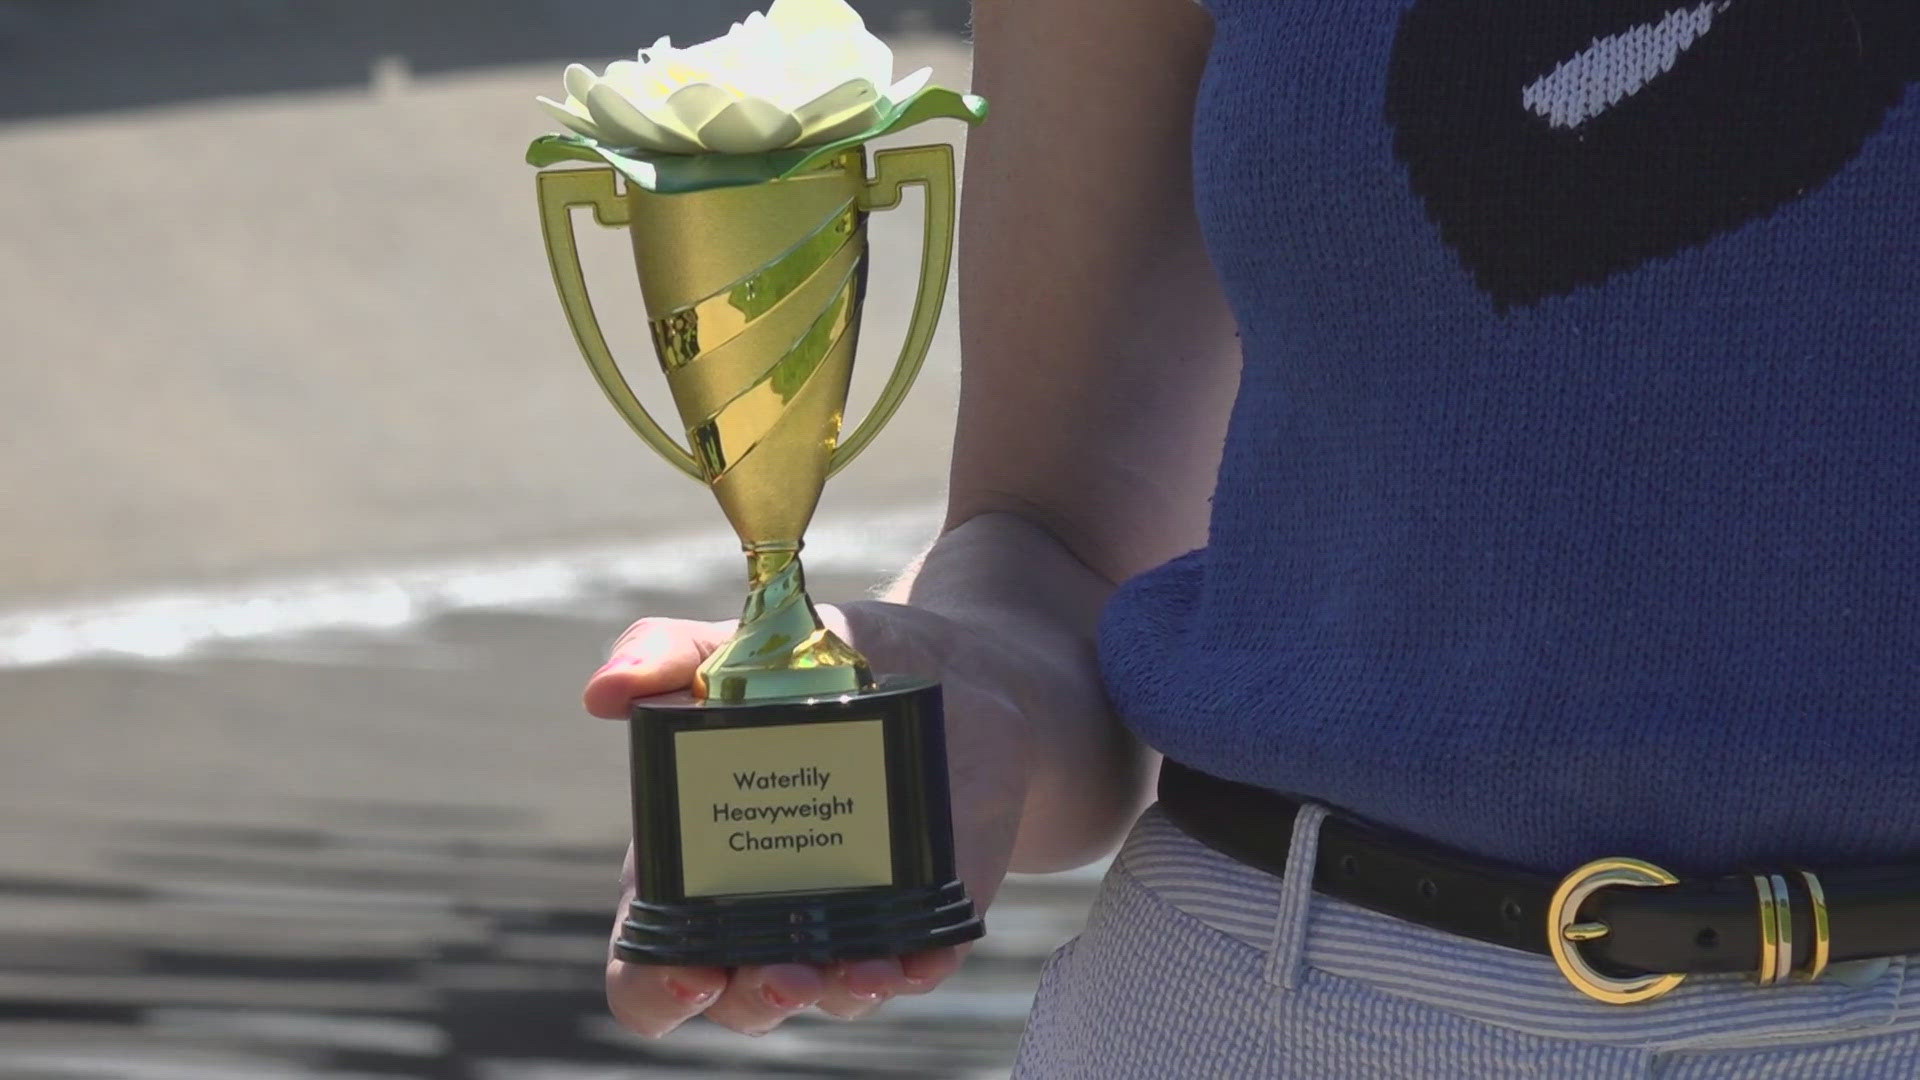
[
  {"x1": 1549, "y1": 859, "x2": 1835, "y2": 1005},
  {"x1": 1547, "y1": 857, "x2": 1687, "y2": 1005}
]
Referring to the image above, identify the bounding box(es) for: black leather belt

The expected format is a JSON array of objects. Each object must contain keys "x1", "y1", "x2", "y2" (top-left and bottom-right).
[{"x1": 1157, "y1": 759, "x2": 1920, "y2": 1004}]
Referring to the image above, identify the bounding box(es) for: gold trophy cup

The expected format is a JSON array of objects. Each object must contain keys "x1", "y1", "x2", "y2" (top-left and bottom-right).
[{"x1": 535, "y1": 144, "x2": 982, "y2": 965}]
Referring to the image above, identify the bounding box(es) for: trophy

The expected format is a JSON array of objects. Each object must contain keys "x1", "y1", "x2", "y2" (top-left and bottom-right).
[{"x1": 527, "y1": 14, "x2": 988, "y2": 967}]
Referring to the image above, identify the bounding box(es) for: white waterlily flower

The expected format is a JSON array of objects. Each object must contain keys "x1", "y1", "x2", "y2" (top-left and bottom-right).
[{"x1": 536, "y1": 0, "x2": 934, "y2": 155}]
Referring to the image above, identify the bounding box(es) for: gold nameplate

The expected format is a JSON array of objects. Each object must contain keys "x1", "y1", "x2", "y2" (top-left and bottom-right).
[{"x1": 674, "y1": 719, "x2": 894, "y2": 898}]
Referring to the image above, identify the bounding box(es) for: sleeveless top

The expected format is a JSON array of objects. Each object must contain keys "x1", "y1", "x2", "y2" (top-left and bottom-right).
[{"x1": 1098, "y1": 0, "x2": 1920, "y2": 874}]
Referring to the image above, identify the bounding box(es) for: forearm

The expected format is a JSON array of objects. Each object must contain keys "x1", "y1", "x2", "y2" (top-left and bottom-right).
[
  {"x1": 875, "y1": 0, "x2": 1234, "y2": 870},
  {"x1": 880, "y1": 512, "x2": 1150, "y2": 873}
]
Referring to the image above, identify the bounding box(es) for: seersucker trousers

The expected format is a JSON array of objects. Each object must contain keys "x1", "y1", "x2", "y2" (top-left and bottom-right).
[{"x1": 1012, "y1": 806, "x2": 1920, "y2": 1078}]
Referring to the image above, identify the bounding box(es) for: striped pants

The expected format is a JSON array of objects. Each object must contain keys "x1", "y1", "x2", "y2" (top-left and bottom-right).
[{"x1": 1012, "y1": 806, "x2": 1920, "y2": 1078}]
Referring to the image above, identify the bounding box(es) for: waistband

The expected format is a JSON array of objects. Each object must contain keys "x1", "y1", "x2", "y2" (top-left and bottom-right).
[
  {"x1": 1155, "y1": 758, "x2": 1920, "y2": 1006},
  {"x1": 1118, "y1": 803, "x2": 1920, "y2": 1054}
]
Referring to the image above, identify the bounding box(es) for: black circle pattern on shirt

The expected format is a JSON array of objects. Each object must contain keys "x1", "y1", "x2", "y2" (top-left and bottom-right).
[{"x1": 1385, "y1": 0, "x2": 1919, "y2": 309}]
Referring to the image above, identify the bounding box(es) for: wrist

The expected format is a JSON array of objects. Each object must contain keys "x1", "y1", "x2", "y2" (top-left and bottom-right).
[
  {"x1": 904, "y1": 511, "x2": 1114, "y2": 637},
  {"x1": 881, "y1": 512, "x2": 1153, "y2": 871}
]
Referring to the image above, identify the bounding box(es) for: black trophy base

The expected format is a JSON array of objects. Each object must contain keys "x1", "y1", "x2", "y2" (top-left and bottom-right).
[
  {"x1": 616, "y1": 676, "x2": 984, "y2": 968},
  {"x1": 619, "y1": 878, "x2": 981, "y2": 967}
]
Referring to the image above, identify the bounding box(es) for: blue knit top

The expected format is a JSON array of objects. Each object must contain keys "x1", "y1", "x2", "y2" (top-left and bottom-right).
[{"x1": 1099, "y1": 0, "x2": 1920, "y2": 874}]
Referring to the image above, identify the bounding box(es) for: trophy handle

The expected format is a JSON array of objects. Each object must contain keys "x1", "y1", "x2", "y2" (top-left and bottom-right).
[
  {"x1": 831, "y1": 144, "x2": 957, "y2": 478},
  {"x1": 536, "y1": 168, "x2": 705, "y2": 481}
]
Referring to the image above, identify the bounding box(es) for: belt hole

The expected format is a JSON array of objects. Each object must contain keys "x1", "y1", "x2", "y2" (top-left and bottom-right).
[
  {"x1": 1500, "y1": 898, "x2": 1523, "y2": 923},
  {"x1": 1695, "y1": 927, "x2": 1719, "y2": 950},
  {"x1": 1339, "y1": 854, "x2": 1359, "y2": 878},
  {"x1": 1417, "y1": 878, "x2": 1439, "y2": 902}
]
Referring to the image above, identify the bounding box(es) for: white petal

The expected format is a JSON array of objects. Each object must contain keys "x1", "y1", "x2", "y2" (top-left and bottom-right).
[
  {"x1": 602, "y1": 59, "x2": 658, "y2": 96},
  {"x1": 884, "y1": 66, "x2": 932, "y2": 104},
  {"x1": 791, "y1": 77, "x2": 878, "y2": 122},
  {"x1": 790, "y1": 78, "x2": 882, "y2": 145},
  {"x1": 755, "y1": 27, "x2": 892, "y2": 110},
  {"x1": 674, "y1": 34, "x2": 739, "y2": 81},
  {"x1": 697, "y1": 96, "x2": 805, "y2": 153},
  {"x1": 536, "y1": 95, "x2": 602, "y2": 140},
  {"x1": 775, "y1": 19, "x2": 890, "y2": 88},
  {"x1": 794, "y1": 102, "x2": 881, "y2": 146},
  {"x1": 856, "y1": 32, "x2": 896, "y2": 91},
  {"x1": 787, "y1": 28, "x2": 890, "y2": 97},
  {"x1": 606, "y1": 52, "x2": 717, "y2": 107},
  {"x1": 661, "y1": 83, "x2": 737, "y2": 137},
  {"x1": 584, "y1": 82, "x2": 702, "y2": 153},
  {"x1": 767, "y1": 0, "x2": 866, "y2": 32},
  {"x1": 563, "y1": 63, "x2": 597, "y2": 103}
]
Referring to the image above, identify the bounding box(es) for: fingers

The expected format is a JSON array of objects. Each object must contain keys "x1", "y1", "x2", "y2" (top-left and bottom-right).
[
  {"x1": 604, "y1": 951, "x2": 970, "y2": 1035},
  {"x1": 605, "y1": 843, "x2": 729, "y2": 1038},
  {"x1": 900, "y1": 945, "x2": 966, "y2": 992},
  {"x1": 805, "y1": 949, "x2": 967, "y2": 1021},
  {"x1": 701, "y1": 963, "x2": 828, "y2": 1035},
  {"x1": 583, "y1": 617, "x2": 730, "y2": 718},
  {"x1": 813, "y1": 958, "x2": 908, "y2": 1019},
  {"x1": 605, "y1": 957, "x2": 727, "y2": 1038}
]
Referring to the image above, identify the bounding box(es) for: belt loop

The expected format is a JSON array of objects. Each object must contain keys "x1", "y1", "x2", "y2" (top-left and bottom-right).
[{"x1": 1265, "y1": 802, "x2": 1330, "y2": 991}]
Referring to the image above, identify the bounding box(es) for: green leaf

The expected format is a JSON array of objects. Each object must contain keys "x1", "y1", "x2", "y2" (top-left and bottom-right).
[
  {"x1": 776, "y1": 86, "x2": 989, "y2": 179},
  {"x1": 524, "y1": 86, "x2": 988, "y2": 195}
]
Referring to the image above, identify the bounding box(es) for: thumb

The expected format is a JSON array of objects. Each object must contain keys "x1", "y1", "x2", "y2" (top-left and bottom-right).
[{"x1": 583, "y1": 617, "x2": 734, "y2": 718}]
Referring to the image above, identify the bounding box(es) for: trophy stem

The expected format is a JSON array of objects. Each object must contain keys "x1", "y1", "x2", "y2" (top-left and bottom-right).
[{"x1": 692, "y1": 543, "x2": 875, "y2": 705}]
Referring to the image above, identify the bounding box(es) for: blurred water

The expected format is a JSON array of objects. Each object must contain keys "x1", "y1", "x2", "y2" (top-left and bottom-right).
[{"x1": 0, "y1": 558, "x2": 1100, "y2": 1079}]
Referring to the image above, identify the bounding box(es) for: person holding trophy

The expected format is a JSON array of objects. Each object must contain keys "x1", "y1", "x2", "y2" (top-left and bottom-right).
[{"x1": 536, "y1": 0, "x2": 1920, "y2": 1073}]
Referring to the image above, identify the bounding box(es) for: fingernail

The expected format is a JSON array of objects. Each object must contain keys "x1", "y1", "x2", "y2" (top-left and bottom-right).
[
  {"x1": 758, "y1": 963, "x2": 824, "y2": 1011},
  {"x1": 762, "y1": 984, "x2": 804, "y2": 1011},
  {"x1": 666, "y1": 979, "x2": 716, "y2": 1005},
  {"x1": 601, "y1": 651, "x2": 653, "y2": 672},
  {"x1": 825, "y1": 962, "x2": 876, "y2": 1001},
  {"x1": 843, "y1": 959, "x2": 904, "y2": 999}
]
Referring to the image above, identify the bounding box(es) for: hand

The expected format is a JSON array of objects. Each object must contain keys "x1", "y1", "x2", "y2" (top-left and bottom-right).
[{"x1": 583, "y1": 601, "x2": 1034, "y2": 1037}]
